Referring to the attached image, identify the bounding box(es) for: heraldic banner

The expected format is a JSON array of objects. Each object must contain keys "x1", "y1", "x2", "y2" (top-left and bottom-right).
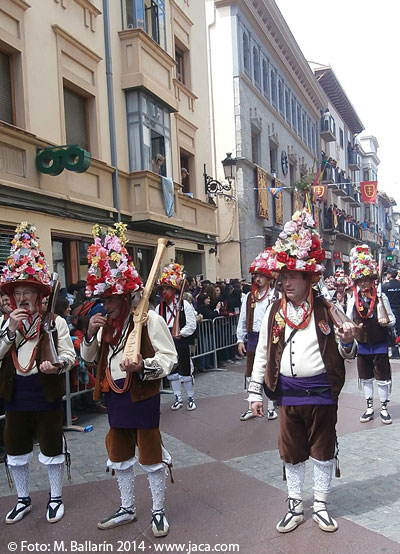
[
  {"x1": 257, "y1": 166, "x2": 269, "y2": 219},
  {"x1": 312, "y1": 184, "x2": 328, "y2": 203},
  {"x1": 360, "y1": 181, "x2": 378, "y2": 204}
]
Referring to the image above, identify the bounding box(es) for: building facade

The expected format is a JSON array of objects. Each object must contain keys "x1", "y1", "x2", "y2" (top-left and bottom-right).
[
  {"x1": 207, "y1": 0, "x2": 326, "y2": 279},
  {"x1": 0, "y1": 0, "x2": 217, "y2": 286}
]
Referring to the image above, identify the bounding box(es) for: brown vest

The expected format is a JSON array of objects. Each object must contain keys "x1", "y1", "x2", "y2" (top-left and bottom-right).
[
  {"x1": 352, "y1": 295, "x2": 387, "y2": 344},
  {"x1": 93, "y1": 321, "x2": 161, "y2": 402},
  {"x1": 245, "y1": 293, "x2": 255, "y2": 333},
  {"x1": 0, "y1": 330, "x2": 65, "y2": 403},
  {"x1": 265, "y1": 294, "x2": 345, "y2": 400}
]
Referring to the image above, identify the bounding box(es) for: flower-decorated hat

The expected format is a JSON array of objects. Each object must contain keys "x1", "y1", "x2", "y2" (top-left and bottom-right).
[
  {"x1": 324, "y1": 276, "x2": 335, "y2": 291},
  {"x1": 269, "y1": 209, "x2": 325, "y2": 275},
  {"x1": 158, "y1": 263, "x2": 184, "y2": 290},
  {"x1": 86, "y1": 223, "x2": 143, "y2": 297},
  {"x1": 349, "y1": 244, "x2": 378, "y2": 281},
  {"x1": 249, "y1": 249, "x2": 274, "y2": 278},
  {"x1": 1, "y1": 222, "x2": 52, "y2": 296},
  {"x1": 334, "y1": 267, "x2": 352, "y2": 288}
]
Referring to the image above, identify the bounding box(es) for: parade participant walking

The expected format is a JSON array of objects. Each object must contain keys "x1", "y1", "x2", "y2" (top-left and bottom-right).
[
  {"x1": 237, "y1": 250, "x2": 277, "y2": 421},
  {"x1": 0, "y1": 222, "x2": 75, "y2": 524},
  {"x1": 332, "y1": 268, "x2": 352, "y2": 313},
  {"x1": 157, "y1": 263, "x2": 197, "y2": 411},
  {"x1": 347, "y1": 245, "x2": 395, "y2": 424},
  {"x1": 248, "y1": 209, "x2": 358, "y2": 534},
  {"x1": 80, "y1": 224, "x2": 177, "y2": 537}
]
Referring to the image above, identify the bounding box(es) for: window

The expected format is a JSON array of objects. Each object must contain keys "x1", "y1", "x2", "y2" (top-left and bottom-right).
[
  {"x1": 285, "y1": 89, "x2": 290, "y2": 123},
  {"x1": 311, "y1": 123, "x2": 316, "y2": 153},
  {"x1": 278, "y1": 80, "x2": 284, "y2": 115},
  {"x1": 64, "y1": 87, "x2": 89, "y2": 151},
  {"x1": 363, "y1": 168, "x2": 370, "y2": 181},
  {"x1": 174, "y1": 37, "x2": 191, "y2": 89},
  {"x1": 269, "y1": 145, "x2": 277, "y2": 175},
  {"x1": 307, "y1": 117, "x2": 311, "y2": 148},
  {"x1": 297, "y1": 104, "x2": 302, "y2": 137},
  {"x1": 302, "y1": 111, "x2": 307, "y2": 143},
  {"x1": 271, "y1": 69, "x2": 277, "y2": 106},
  {"x1": 243, "y1": 32, "x2": 250, "y2": 73},
  {"x1": 175, "y1": 46, "x2": 184, "y2": 84},
  {"x1": 0, "y1": 227, "x2": 14, "y2": 267},
  {"x1": 126, "y1": 90, "x2": 172, "y2": 175},
  {"x1": 291, "y1": 96, "x2": 296, "y2": 132},
  {"x1": 251, "y1": 127, "x2": 260, "y2": 165},
  {"x1": 339, "y1": 128, "x2": 344, "y2": 148},
  {"x1": 124, "y1": 0, "x2": 166, "y2": 49},
  {"x1": 253, "y1": 47, "x2": 260, "y2": 87},
  {"x1": 180, "y1": 150, "x2": 193, "y2": 194},
  {"x1": 0, "y1": 50, "x2": 14, "y2": 124},
  {"x1": 262, "y1": 59, "x2": 269, "y2": 99}
]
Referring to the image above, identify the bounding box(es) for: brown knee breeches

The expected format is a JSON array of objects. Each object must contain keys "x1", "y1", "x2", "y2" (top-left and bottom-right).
[
  {"x1": 357, "y1": 353, "x2": 391, "y2": 381},
  {"x1": 4, "y1": 410, "x2": 63, "y2": 457},
  {"x1": 278, "y1": 404, "x2": 337, "y2": 465},
  {"x1": 105, "y1": 427, "x2": 162, "y2": 465}
]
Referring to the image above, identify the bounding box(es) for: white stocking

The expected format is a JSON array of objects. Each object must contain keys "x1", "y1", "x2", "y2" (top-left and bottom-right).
[
  {"x1": 362, "y1": 379, "x2": 374, "y2": 400},
  {"x1": 47, "y1": 463, "x2": 64, "y2": 498},
  {"x1": 312, "y1": 458, "x2": 333, "y2": 500},
  {"x1": 10, "y1": 464, "x2": 30, "y2": 498},
  {"x1": 285, "y1": 462, "x2": 305, "y2": 499},
  {"x1": 147, "y1": 466, "x2": 167, "y2": 513},
  {"x1": 182, "y1": 379, "x2": 194, "y2": 399},
  {"x1": 115, "y1": 467, "x2": 135, "y2": 509},
  {"x1": 377, "y1": 382, "x2": 390, "y2": 402},
  {"x1": 169, "y1": 379, "x2": 182, "y2": 401}
]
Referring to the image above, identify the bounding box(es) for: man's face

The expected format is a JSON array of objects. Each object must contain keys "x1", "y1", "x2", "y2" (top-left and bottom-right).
[
  {"x1": 13, "y1": 286, "x2": 38, "y2": 315},
  {"x1": 357, "y1": 276, "x2": 374, "y2": 292},
  {"x1": 103, "y1": 295, "x2": 123, "y2": 320},
  {"x1": 281, "y1": 271, "x2": 310, "y2": 305},
  {"x1": 253, "y1": 274, "x2": 269, "y2": 290},
  {"x1": 161, "y1": 286, "x2": 175, "y2": 303}
]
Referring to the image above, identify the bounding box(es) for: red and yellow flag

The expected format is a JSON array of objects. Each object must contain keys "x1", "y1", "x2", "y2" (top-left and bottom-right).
[{"x1": 360, "y1": 181, "x2": 378, "y2": 204}]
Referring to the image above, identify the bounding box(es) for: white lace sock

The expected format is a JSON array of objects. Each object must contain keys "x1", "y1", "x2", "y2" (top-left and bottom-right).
[
  {"x1": 169, "y1": 379, "x2": 182, "y2": 401},
  {"x1": 148, "y1": 466, "x2": 167, "y2": 513},
  {"x1": 377, "y1": 382, "x2": 390, "y2": 402},
  {"x1": 115, "y1": 467, "x2": 135, "y2": 509},
  {"x1": 10, "y1": 464, "x2": 30, "y2": 498},
  {"x1": 312, "y1": 458, "x2": 333, "y2": 498},
  {"x1": 47, "y1": 463, "x2": 64, "y2": 498},
  {"x1": 285, "y1": 462, "x2": 305, "y2": 499},
  {"x1": 362, "y1": 379, "x2": 374, "y2": 400}
]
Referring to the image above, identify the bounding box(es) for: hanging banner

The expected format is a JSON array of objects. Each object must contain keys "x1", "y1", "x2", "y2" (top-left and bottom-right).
[
  {"x1": 257, "y1": 167, "x2": 269, "y2": 219},
  {"x1": 360, "y1": 181, "x2": 378, "y2": 204},
  {"x1": 274, "y1": 178, "x2": 283, "y2": 225},
  {"x1": 293, "y1": 190, "x2": 302, "y2": 214},
  {"x1": 268, "y1": 187, "x2": 282, "y2": 197},
  {"x1": 312, "y1": 184, "x2": 328, "y2": 203}
]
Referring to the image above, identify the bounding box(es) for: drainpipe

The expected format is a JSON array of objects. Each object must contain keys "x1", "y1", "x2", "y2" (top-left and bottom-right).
[{"x1": 103, "y1": 0, "x2": 121, "y2": 222}]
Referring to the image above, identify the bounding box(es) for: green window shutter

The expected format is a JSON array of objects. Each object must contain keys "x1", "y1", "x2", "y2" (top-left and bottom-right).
[{"x1": 0, "y1": 51, "x2": 13, "y2": 124}]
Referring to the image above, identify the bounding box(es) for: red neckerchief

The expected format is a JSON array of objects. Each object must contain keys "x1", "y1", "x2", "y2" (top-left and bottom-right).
[
  {"x1": 354, "y1": 284, "x2": 376, "y2": 319},
  {"x1": 281, "y1": 286, "x2": 314, "y2": 330},
  {"x1": 251, "y1": 283, "x2": 269, "y2": 304}
]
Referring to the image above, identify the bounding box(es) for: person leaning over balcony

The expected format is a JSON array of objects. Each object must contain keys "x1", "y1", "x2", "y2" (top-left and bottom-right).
[
  {"x1": 237, "y1": 250, "x2": 278, "y2": 422},
  {"x1": 80, "y1": 223, "x2": 177, "y2": 537},
  {"x1": 0, "y1": 223, "x2": 75, "y2": 525},
  {"x1": 152, "y1": 154, "x2": 165, "y2": 175},
  {"x1": 346, "y1": 245, "x2": 395, "y2": 424},
  {"x1": 248, "y1": 209, "x2": 359, "y2": 534}
]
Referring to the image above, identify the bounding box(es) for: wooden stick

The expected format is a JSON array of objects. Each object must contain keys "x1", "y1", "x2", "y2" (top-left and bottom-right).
[{"x1": 122, "y1": 238, "x2": 169, "y2": 364}]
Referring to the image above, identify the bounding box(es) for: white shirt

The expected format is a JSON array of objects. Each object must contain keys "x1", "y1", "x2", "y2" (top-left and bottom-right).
[
  {"x1": 81, "y1": 310, "x2": 177, "y2": 381},
  {"x1": 155, "y1": 298, "x2": 197, "y2": 337},
  {"x1": 0, "y1": 314, "x2": 75, "y2": 376},
  {"x1": 236, "y1": 288, "x2": 277, "y2": 343}
]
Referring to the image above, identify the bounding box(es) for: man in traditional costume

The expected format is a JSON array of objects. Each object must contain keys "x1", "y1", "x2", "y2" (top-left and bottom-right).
[
  {"x1": 80, "y1": 224, "x2": 177, "y2": 537},
  {"x1": 237, "y1": 250, "x2": 278, "y2": 421},
  {"x1": 248, "y1": 209, "x2": 358, "y2": 533},
  {"x1": 346, "y1": 245, "x2": 395, "y2": 424},
  {"x1": 0, "y1": 222, "x2": 75, "y2": 524},
  {"x1": 332, "y1": 268, "x2": 352, "y2": 314},
  {"x1": 156, "y1": 263, "x2": 197, "y2": 411}
]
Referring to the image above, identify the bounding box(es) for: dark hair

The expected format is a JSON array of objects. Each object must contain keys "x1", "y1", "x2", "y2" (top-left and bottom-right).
[
  {"x1": 55, "y1": 298, "x2": 70, "y2": 317},
  {"x1": 388, "y1": 268, "x2": 398, "y2": 279}
]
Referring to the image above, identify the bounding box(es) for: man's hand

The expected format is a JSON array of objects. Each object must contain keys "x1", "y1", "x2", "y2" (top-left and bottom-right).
[
  {"x1": 337, "y1": 321, "x2": 362, "y2": 344},
  {"x1": 251, "y1": 401, "x2": 264, "y2": 418},
  {"x1": 378, "y1": 318, "x2": 389, "y2": 327},
  {"x1": 238, "y1": 342, "x2": 246, "y2": 356},
  {"x1": 120, "y1": 353, "x2": 144, "y2": 373},
  {"x1": 87, "y1": 314, "x2": 107, "y2": 340},
  {"x1": 39, "y1": 360, "x2": 60, "y2": 374},
  {"x1": 8, "y1": 309, "x2": 30, "y2": 333}
]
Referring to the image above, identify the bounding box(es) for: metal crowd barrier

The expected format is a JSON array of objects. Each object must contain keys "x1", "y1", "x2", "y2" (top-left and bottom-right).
[{"x1": 192, "y1": 314, "x2": 240, "y2": 371}]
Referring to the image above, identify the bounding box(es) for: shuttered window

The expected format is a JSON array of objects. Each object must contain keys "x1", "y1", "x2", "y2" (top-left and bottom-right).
[
  {"x1": 64, "y1": 87, "x2": 89, "y2": 150},
  {"x1": 0, "y1": 229, "x2": 14, "y2": 269},
  {"x1": 0, "y1": 51, "x2": 13, "y2": 124}
]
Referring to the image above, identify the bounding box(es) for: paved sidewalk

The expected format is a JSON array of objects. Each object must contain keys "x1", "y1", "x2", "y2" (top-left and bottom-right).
[{"x1": 1, "y1": 359, "x2": 400, "y2": 554}]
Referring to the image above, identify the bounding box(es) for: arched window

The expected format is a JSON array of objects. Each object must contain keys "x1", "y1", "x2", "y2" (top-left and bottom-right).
[
  {"x1": 253, "y1": 47, "x2": 260, "y2": 86},
  {"x1": 262, "y1": 59, "x2": 269, "y2": 99},
  {"x1": 243, "y1": 32, "x2": 250, "y2": 73}
]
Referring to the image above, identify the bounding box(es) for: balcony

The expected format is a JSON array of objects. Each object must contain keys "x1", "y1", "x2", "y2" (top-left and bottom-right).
[
  {"x1": 350, "y1": 190, "x2": 361, "y2": 207},
  {"x1": 320, "y1": 113, "x2": 336, "y2": 142},
  {"x1": 119, "y1": 28, "x2": 178, "y2": 112},
  {"x1": 127, "y1": 171, "x2": 217, "y2": 239},
  {"x1": 348, "y1": 148, "x2": 361, "y2": 171},
  {"x1": 321, "y1": 166, "x2": 338, "y2": 185}
]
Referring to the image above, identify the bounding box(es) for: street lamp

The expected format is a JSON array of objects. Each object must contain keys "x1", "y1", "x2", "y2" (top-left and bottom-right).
[{"x1": 204, "y1": 152, "x2": 237, "y2": 196}]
